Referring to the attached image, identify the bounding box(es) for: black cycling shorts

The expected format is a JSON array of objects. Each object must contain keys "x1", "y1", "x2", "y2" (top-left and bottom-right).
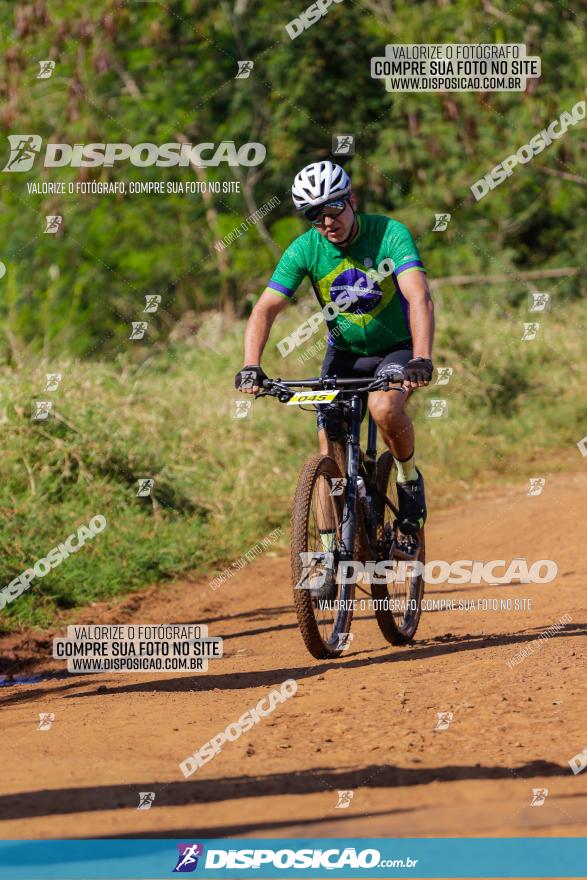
[{"x1": 316, "y1": 345, "x2": 413, "y2": 440}]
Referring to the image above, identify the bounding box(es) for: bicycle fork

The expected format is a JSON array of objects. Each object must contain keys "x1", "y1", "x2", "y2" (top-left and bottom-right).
[{"x1": 340, "y1": 396, "x2": 362, "y2": 562}]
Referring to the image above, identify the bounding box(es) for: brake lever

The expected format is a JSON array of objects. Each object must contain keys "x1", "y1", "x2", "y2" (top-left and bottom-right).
[
  {"x1": 367, "y1": 374, "x2": 405, "y2": 392},
  {"x1": 255, "y1": 381, "x2": 294, "y2": 402}
]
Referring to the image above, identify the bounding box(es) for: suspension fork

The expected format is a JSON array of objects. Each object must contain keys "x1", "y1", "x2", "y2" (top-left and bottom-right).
[
  {"x1": 340, "y1": 395, "x2": 362, "y2": 559},
  {"x1": 362, "y1": 412, "x2": 378, "y2": 487}
]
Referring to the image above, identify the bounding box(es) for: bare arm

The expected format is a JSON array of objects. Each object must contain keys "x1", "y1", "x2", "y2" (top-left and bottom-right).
[
  {"x1": 397, "y1": 270, "x2": 435, "y2": 386},
  {"x1": 244, "y1": 287, "x2": 289, "y2": 363},
  {"x1": 240, "y1": 287, "x2": 289, "y2": 393},
  {"x1": 398, "y1": 270, "x2": 435, "y2": 357}
]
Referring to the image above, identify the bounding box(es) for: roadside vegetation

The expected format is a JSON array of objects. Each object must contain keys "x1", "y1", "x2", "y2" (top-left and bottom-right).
[
  {"x1": 0, "y1": 1, "x2": 584, "y2": 631},
  {"x1": 1, "y1": 291, "x2": 584, "y2": 632}
]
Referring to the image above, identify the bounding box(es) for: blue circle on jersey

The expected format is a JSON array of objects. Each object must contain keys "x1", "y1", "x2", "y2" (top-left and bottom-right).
[{"x1": 330, "y1": 267, "x2": 382, "y2": 314}]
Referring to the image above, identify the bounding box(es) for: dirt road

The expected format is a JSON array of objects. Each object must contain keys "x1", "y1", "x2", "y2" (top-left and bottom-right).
[{"x1": 1, "y1": 470, "x2": 586, "y2": 840}]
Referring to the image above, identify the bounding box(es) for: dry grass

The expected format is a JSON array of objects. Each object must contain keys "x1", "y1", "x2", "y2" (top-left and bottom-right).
[{"x1": 0, "y1": 291, "x2": 584, "y2": 630}]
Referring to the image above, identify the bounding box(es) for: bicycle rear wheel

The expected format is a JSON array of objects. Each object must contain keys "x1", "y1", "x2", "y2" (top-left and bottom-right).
[
  {"x1": 371, "y1": 451, "x2": 426, "y2": 644},
  {"x1": 291, "y1": 454, "x2": 356, "y2": 659}
]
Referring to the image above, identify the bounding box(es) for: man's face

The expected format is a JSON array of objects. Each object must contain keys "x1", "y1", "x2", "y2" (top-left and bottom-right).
[{"x1": 312, "y1": 197, "x2": 355, "y2": 245}]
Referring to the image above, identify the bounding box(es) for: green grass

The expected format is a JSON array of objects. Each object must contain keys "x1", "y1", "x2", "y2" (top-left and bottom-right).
[{"x1": 0, "y1": 289, "x2": 585, "y2": 632}]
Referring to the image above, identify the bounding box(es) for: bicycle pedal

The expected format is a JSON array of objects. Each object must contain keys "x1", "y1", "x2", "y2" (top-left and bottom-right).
[{"x1": 394, "y1": 531, "x2": 419, "y2": 560}]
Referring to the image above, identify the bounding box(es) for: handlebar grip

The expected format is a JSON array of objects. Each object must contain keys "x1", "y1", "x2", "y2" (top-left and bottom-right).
[{"x1": 379, "y1": 371, "x2": 405, "y2": 384}]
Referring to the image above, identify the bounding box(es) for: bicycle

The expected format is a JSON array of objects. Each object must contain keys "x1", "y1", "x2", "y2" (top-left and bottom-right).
[{"x1": 255, "y1": 372, "x2": 426, "y2": 660}]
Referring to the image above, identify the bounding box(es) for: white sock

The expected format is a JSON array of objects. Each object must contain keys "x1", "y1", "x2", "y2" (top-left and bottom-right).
[
  {"x1": 395, "y1": 451, "x2": 417, "y2": 483},
  {"x1": 319, "y1": 530, "x2": 337, "y2": 551}
]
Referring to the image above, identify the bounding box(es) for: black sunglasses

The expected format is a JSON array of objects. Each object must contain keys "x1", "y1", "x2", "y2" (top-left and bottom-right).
[{"x1": 304, "y1": 197, "x2": 349, "y2": 224}]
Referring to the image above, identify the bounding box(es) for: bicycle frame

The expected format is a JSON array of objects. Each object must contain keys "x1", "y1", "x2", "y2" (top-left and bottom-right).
[
  {"x1": 257, "y1": 374, "x2": 403, "y2": 563},
  {"x1": 254, "y1": 372, "x2": 425, "y2": 656},
  {"x1": 334, "y1": 394, "x2": 401, "y2": 564},
  {"x1": 337, "y1": 392, "x2": 369, "y2": 561}
]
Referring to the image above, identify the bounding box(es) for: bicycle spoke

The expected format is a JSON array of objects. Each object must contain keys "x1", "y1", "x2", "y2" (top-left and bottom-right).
[
  {"x1": 372, "y1": 451, "x2": 425, "y2": 644},
  {"x1": 292, "y1": 454, "x2": 355, "y2": 657}
]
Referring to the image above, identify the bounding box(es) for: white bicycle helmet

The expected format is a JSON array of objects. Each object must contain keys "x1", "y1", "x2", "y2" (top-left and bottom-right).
[{"x1": 291, "y1": 161, "x2": 351, "y2": 212}]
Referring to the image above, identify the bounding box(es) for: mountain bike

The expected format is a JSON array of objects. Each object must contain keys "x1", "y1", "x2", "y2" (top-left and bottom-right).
[{"x1": 256, "y1": 373, "x2": 426, "y2": 660}]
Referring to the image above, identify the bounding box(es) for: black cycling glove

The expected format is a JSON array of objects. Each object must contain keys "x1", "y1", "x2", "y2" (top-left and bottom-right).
[
  {"x1": 403, "y1": 357, "x2": 434, "y2": 384},
  {"x1": 235, "y1": 364, "x2": 268, "y2": 391}
]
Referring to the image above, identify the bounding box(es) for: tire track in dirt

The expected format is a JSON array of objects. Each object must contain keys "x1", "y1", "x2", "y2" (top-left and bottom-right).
[{"x1": 1, "y1": 471, "x2": 586, "y2": 839}]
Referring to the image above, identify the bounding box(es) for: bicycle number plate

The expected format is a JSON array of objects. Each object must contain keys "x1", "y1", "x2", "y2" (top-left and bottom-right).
[{"x1": 286, "y1": 390, "x2": 340, "y2": 405}]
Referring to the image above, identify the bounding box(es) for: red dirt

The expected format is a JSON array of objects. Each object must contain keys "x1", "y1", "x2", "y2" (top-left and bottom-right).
[{"x1": 1, "y1": 470, "x2": 586, "y2": 841}]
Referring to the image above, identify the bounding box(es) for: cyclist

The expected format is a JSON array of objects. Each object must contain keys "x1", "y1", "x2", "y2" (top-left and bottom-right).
[{"x1": 235, "y1": 160, "x2": 434, "y2": 537}]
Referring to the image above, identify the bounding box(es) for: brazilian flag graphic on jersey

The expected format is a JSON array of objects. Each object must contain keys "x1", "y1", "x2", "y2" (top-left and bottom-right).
[{"x1": 267, "y1": 213, "x2": 425, "y2": 355}]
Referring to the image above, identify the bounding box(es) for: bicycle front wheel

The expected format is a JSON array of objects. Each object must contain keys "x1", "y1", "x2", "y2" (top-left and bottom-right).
[{"x1": 291, "y1": 454, "x2": 356, "y2": 659}]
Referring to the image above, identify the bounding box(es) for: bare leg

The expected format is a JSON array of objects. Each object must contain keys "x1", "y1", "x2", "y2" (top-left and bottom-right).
[
  {"x1": 367, "y1": 387, "x2": 413, "y2": 460},
  {"x1": 368, "y1": 387, "x2": 426, "y2": 532}
]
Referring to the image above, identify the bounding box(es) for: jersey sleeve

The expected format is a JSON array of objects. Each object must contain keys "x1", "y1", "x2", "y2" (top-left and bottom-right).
[
  {"x1": 267, "y1": 237, "x2": 308, "y2": 299},
  {"x1": 385, "y1": 221, "x2": 426, "y2": 279}
]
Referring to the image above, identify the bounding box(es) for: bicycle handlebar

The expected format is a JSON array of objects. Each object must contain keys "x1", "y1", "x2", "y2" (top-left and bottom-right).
[{"x1": 255, "y1": 372, "x2": 405, "y2": 401}]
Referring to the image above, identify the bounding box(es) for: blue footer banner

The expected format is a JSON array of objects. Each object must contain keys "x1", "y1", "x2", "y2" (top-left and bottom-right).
[{"x1": 0, "y1": 838, "x2": 585, "y2": 879}]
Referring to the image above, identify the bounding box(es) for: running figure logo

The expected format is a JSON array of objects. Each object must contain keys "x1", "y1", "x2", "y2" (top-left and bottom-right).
[
  {"x1": 432, "y1": 213, "x2": 451, "y2": 232},
  {"x1": 527, "y1": 477, "x2": 545, "y2": 496},
  {"x1": 38, "y1": 713, "x2": 55, "y2": 731},
  {"x1": 238, "y1": 369, "x2": 258, "y2": 391},
  {"x1": 233, "y1": 399, "x2": 252, "y2": 419},
  {"x1": 529, "y1": 292, "x2": 550, "y2": 312},
  {"x1": 44, "y1": 215, "x2": 62, "y2": 233},
  {"x1": 427, "y1": 399, "x2": 448, "y2": 419},
  {"x1": 435, "y1": 711, "x2": 453, "y2": 731},
  {"x1": 136, "y1": 478, "x2": 154, "y2": 497},
  {"x1": 295, "y1": 551, "x2": 334, "y2": 590},
  {"x1": 37, "y1": 60, "x2": 56, "y2": 79},
  {"x1": 44, "y1": 373, "x2": 62, "y2": 391},
  {"x1": 236, "y1": 61, "x2": 254, "y2": 78},
  {"x1": 434, "y1": 367, "x2": 453, "y2": 386},
  {"x1": 173, "y1": 844, "x2": 204, "y2": 873},
  {"x1": 335, "y1": 790, "x2": 354, "y2": 809},
  {"x1": 329, "y1": 477, "x2": 346, "y2": 496},
  {"x1": 332, "y1": 134, "x2": 355, "y2": 155},
  {"x1": 3, "y1": 135, "x2": 42, "y2": 172},
  {"x1": 143, "y1": 294, "x2": 161, "y2": 313},
  {"x1": 336, "y1": 632, "x2": 354, "y2": 652},
  {"x1": 129, "y1": 321, "x2": 148, "y2": 340},
  {"x1": 31, "y1": 401, "x2": 52, "y2": 421},
  {"x1": 137, "y1": 791, "x2": 155, "y2": 810},
  {"x1": 530, "y1": 788, "x2": 548, "y2": 806},
  {"x1": 521, "y1": 322, "x2": 540, "y2": 341}
]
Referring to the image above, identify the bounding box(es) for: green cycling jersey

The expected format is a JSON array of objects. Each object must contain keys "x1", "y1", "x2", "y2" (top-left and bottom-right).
[{"x1": 268, "y1": 212, "x2": 426, "y2": 355}]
